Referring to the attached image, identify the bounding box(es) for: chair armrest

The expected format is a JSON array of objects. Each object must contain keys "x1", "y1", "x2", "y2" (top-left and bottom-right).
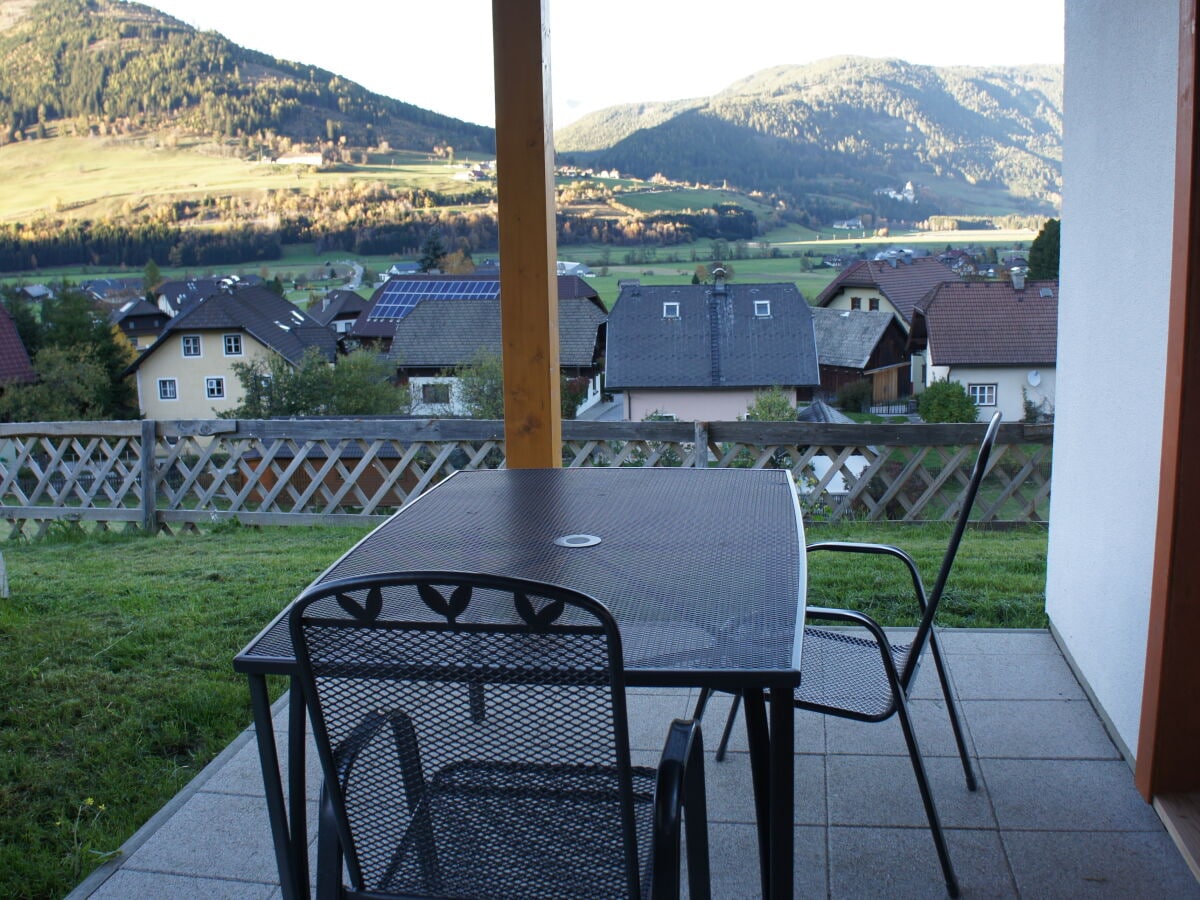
[
  {"x1": 651, "y1": 718, "x2": 710, "y2": 900},
  {"x1": 806, "y1": 541, "x2": 928, "y2": 611}
]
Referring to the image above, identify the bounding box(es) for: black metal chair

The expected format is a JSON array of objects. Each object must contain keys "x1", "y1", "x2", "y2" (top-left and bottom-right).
[
  {"x1": 696, "y1": 410, "x2": 1002, "y2": 899},
  {"x1": 290, "y1": 570, "x2": 710, "y2": 900}
]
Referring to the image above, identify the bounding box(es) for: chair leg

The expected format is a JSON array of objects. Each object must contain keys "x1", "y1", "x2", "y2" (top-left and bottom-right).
[
  {"x1": 927, "y1": 630, "x2": 977, "y2": 791},
  {"x1": 715, "y1": 692, "x2": 741, "y2": 762},
  {"x1": 895, "y1": 691, "x2": 960, "y2": 898},
  {"x1": 316, "y1": 784, "x2": 345, "y2": 900},
  {"x1": 691, "y1": 686, "x2": 713, "y2": 720}
]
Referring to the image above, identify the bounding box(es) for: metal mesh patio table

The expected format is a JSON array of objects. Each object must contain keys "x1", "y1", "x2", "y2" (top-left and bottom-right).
[{"x1": 235, "y1": 467, "x2": 805, "y2": 899}]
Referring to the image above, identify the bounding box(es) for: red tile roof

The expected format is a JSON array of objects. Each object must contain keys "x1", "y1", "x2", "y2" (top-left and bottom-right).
[
  {"x1": 913, "y1": 280, "x2": 1058, "y2": 366},
  {"x1": 0, "y1": 305, "x2": 35, "y2": 383}
]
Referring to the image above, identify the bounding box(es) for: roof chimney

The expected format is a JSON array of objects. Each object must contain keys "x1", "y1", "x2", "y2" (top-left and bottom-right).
[
  {"x1": 712, "y1": 267, "x2": 728, "y2": 295},
  {"x1": 1012, "y1": 271, "x2": 1026, "y2": 292}
]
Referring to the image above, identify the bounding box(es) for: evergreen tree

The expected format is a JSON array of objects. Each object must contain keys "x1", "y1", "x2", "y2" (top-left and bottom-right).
[
  {"x1": 143, "y1": 258, "x2": 162, "y2": 296},
  {"x1": 1028, "y1": 218, "x2": 1061, "y2": 279},
  {"x1": 418, "y1": 231, "x2": 447, "y2": 272}
]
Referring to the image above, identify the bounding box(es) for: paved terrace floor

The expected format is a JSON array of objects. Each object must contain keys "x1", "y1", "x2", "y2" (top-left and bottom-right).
[{"x1": 70, "y1": 630, "x2": 1200, "y2": 899}]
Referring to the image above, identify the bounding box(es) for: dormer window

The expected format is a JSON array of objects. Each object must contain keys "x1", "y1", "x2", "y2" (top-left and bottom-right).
[
  {"x1": 754, "y1": 300, "x2": 771, "y2": 317},
  {"x1": 663, "y1": 302, "x2": 680, "y2": 319}
]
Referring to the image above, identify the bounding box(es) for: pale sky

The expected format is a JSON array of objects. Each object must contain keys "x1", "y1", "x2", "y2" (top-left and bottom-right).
[{"x1": 149, "y1": 1, "x2": 1064, "y2": 129}]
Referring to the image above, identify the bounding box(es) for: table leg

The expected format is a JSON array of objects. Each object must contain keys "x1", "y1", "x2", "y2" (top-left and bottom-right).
[
  {"x1": 742, "y1": 688, "x2": 771, "y2": 898},
  {"x1": 247, "y1": 674, "x2": 303, "y2": 900},
  {"x1": 768, "y1": 683, "x2": 794, "y2": 899},
  {"x1": 287, "y1": 680, "x2": 311, "y2": 895}
]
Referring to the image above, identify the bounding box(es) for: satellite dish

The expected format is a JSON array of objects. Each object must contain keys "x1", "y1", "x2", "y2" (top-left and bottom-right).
[{"x1": 1027, "y1": 370, "x2": 1042, "y2": 387}]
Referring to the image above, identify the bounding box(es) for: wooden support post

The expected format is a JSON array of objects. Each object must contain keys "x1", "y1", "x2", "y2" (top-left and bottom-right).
[
  {"x1": 141, "y1": 419, "x2": 157, "y2": 534},
  {"x1": 492, "y1": 0, "x2": 561, "y2": 468}
]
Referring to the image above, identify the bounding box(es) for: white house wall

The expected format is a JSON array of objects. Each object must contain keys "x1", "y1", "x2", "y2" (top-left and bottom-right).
[
  {"x1": 1046, "y1": 0, "x2": 1177, "y2": 756},
  {"x1": 925, "y1": 364, "x2": 1056, "y2": 423},
  {"x1": 822, "y1": 289, "x2": 901, "y2": 325},
  {"x1": 626, "y1": 389, "x2": 763, "y2": 422}
]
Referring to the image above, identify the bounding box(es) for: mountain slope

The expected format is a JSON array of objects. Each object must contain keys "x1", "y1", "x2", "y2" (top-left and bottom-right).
[
  {"x1": 0, "y1": 0, "x2": 494, "y2": 152},
  {"x1": 556, "y1": 56, "x2": 1062, "y2": 215}
]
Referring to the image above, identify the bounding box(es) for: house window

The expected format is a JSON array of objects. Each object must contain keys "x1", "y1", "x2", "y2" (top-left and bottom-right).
[
  {"x1": 422, "y1": 382, "x2": 451, "y2": 404},
  {"x1": 663, "y1": 302, "x2": 680, "y2": 319},
  {"x1": 869, "y1": 298, "x2": 880, "y2": 311},
  {"x1": 754, "y1": 300, "x2": 771, "y2": 317},
  {"x1": 157, "y1": 378, "x2": 178, "y2": 401},
  {"x1": 205, "y1": 377, "x2": 226, "y2": 400},
  {"x1": 181, "y1": 335, "x2": 201, "y2": 357},
  {"x1": 850, "y1": 297, "x2": 862, "y2": 310},
  {"x1": 223, "y1": 334, "x2": 243, "y2": 356},
  {"x1": 968, "y1": 383, "x2": 997, "y2": 406}
]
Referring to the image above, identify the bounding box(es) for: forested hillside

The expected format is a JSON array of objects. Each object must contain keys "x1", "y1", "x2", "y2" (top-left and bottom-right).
[
  {"x1": 0, "y1": 0, "x2": 493, "y2": 153},
  {"x1": 557, "y1": 56, "x2": 1062, "y2": 219}
]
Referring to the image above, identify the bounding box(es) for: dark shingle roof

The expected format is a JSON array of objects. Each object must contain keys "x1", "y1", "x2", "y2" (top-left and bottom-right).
[
  {"x1": 810, "y1": 307, "x2": 898, "y2": 369},
  {"x1": 912, "y1": 280, "x2": 1058, "y2": 366},
  {"x1": 387, "y1": 296, "x2": 605, "y2": 368},
  {"x1": 796, "y1": 398, "x2": 855, "y2": 423},
  {"x1": 355, "y1": 274, "x2": 603, "y2": 340},
  {"x1": 813, "y1": 256, "x2": 960, "y2": 324},
  {"x1": 126, "y1": 285, "x2": 337, "y2": 372},
  {"x1": 309, "y1": 290, "x2": 369, "y2": 327},
  {"x1": 604, "y1": 282, "x2": 820, "y2": 389},
  {"x1": 0, "y1": 304, "x2": 35, "y2": 383}
]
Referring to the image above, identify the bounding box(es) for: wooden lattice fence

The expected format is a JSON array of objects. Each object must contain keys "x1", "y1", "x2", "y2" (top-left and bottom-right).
[{"x1": 0, "y1": 419, "x2": 1052, "y2": 538}]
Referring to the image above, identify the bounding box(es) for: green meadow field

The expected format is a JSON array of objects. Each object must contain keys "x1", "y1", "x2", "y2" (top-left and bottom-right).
[
  {"x1": 0, "y1": 134, "x2": 1040, "y2": 307},
  {"x1": 0, "y1": 136, "x2": 485, "y2": 225}
]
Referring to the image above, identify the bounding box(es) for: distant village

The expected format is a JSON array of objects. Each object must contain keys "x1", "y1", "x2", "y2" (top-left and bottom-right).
[{"x1": 3, "y1": 237, "x2": 1055, "y2": 429}]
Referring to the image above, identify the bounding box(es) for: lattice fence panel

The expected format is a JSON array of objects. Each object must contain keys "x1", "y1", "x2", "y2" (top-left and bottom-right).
[
  {"x1": 0, "y1": 425, "x2": 146, "y2": 539},
  {"x1": 0, "y1": 420, "x2": 1052, "y2": 534}
]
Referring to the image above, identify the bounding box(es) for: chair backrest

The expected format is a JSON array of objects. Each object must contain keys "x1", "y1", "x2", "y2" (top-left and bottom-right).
[
  {"x1": 903, "y1": 411, "x2": 1002, "y2": 683},
  {"x1": 289, "y1": 571, "x2": 642, "y2": 899}
]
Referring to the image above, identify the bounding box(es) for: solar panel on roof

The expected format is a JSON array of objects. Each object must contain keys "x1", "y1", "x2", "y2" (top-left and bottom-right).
[{"x1": 368, "y1": 279, "x2": 501, "y2": 321}]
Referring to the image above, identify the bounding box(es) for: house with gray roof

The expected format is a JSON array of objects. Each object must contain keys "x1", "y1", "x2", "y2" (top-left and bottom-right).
[
  {"x1": 908, "y1": 277, "x2": 1059, "y2": 422},
  {"x1": 309, "y1": 289, "x2": 369, "y2": 336},
  {"x1": 813, "y1": 255, "x2": 962, "y2": 330},
  {"x1": 354, "y1": 273, "x2": 601, "y2": 351},
  {"x1": 125, "y1": 284, "x2": 337, "y2": 420},
  {"x1": 387, "y1": 293, "x2": 607, "y2": 416},
  {"x1": 604, "y1": 277, "x2": 820, "y2": 421},
  {"x1": 111, "y1": 298, "x2": 171, "y2": 351},
  {"x1": 810, "y1": 307, "x2": 912, "y2": 404}
]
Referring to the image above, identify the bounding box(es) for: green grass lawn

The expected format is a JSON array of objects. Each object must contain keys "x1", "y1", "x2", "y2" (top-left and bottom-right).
[{"x1": 0, "y1": 520, "x2": 1046, "y2": 899}]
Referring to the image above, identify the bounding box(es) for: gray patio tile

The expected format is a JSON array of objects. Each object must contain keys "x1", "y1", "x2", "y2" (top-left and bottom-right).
[
  {"x1": 964, "y1": 699, "x2": 1121, "y2": 760},
  {"x1": 704, "y1": 823, "x2": 827, "y2": 899},
  {"x1": 1003, "y1": 830, "x2": 1200, "y2": 898},
  {"x1": 626, "y1": 691, "x2": 697, "y2": 751},
  {"x1": 697, "y1": 692, "x2": 826, "y2": 754},
  {"x1": 938, "y1": 629, "x2": 1059, "y2": 656},
  {"x1": 982, "y1": 758, "x2": 1163, "y2": 831},
  {"x1": 828, "y1": 754, "x2": 994, "y2": 829},
  {"x1": 701, "y1": 751, "x2": 826, "y2": 826},
  {"x1": 926, "y1": 651, "x2": 1086, "y2": 701},
  {"x1": 825, "y1": 698, "x2": 976, "y2": 758},
  {"x1": 829, "y1": 826, "x2": 1016, "y2": 899},
  {"x1": 201, "y1": 733, "x2": 323, "y2": 802},
  {"x1": 87, "y1": 870, "x2": 278, "y2": 899},
  {"x1": 121, "y1": 791, "x2": 316, "y2": 883}
]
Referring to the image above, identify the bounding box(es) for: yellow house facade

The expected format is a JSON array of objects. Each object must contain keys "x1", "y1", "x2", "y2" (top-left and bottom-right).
[
  {"x1": 125, "y1": 284, "x2": 338, "y2": 421},
  {"x1": 134, "y1": 329, "x2": 278, "y2": 420}
]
